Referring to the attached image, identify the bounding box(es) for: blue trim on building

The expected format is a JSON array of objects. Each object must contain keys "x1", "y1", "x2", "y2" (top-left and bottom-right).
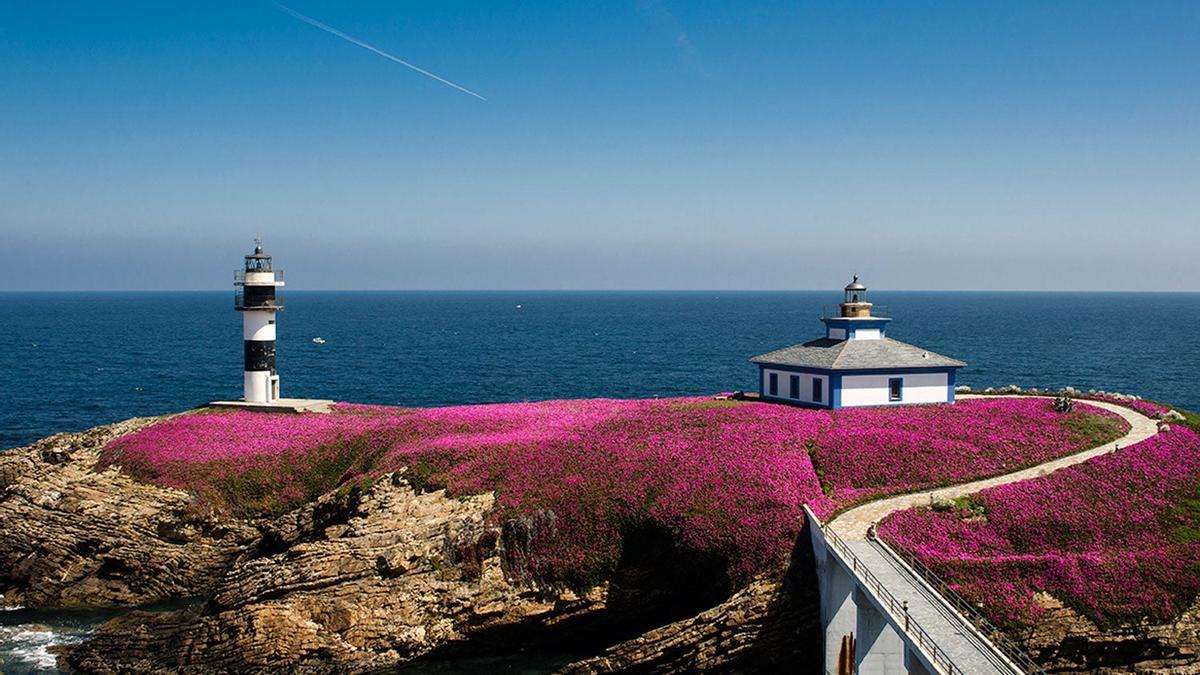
[
  {"x1": 757, "y1": 364, "x2": 962, "y2": 376},
  {"x1": 753, "y1": 363, "x2": 831, "y2": 375},
  {"x1": 758, "y1": 363, "x2": 961, "y2": 376},
  {"x1": 821, "y1": 316, "x2": 892, "y2": 340},
  {"x1": 821, "y1": 317, "x2": 892, "y2": 327},
  {"x1": 824, "y1": 366, "x2": 963, "y2": 376},
  {"x1": 755, "y1": 363, "x2": 963, "y2": 409}
]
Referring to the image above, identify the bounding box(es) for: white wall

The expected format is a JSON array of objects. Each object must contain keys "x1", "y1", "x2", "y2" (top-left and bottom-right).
[
  {"x1": 827, "y1": 327, "x2": 847, "y2": 340},
  {"x1": 244, "y1": 370, "x2": 272, "y2": 403},
  {"x1": 243, "y1": 271, "x2": 279, "y2": 285},
  {"x1": 824, "y1": 555, "x2": 859, "y2": 674},
  {"x1": 242, "y1": 312, "x2": 277, "y2": 341},
  {"x1": 762, "y1": 369, "x2": 830, "y2": 406},
  {"x1": 839, "y1": 372, "x2": 949, "y2": 407},
  {"x1": 855, "y1": 592, "x2": 907, "y2": 675},
  {"x1": 850, "y1": 327, "x2": 882, "y2": 340}
]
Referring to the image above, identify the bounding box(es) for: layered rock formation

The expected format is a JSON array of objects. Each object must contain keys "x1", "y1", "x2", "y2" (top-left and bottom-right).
[
  {"x1": 0, "y1": 417, "x2": 256, "y2": 608},
  {"x1": 1016, "y1": 593, "x2": 1200, "y2": 673},
  {"x1": 4, "y1": 419, "x2": 825, "y2": 673},
  {"x1": 561, "y1": 542, "x2": 822, "y2": 674},
  {"x1": 67, "y1": 473, "x2": 602, "y2": 672}
]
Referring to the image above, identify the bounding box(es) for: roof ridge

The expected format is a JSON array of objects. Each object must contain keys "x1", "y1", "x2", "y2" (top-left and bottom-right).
[
  {"x1": 751, "y1": 335, "x2": 966, "y2": 370},
  {"x1": 829, "y1": 338, "x2": 849, "y2": 368}
]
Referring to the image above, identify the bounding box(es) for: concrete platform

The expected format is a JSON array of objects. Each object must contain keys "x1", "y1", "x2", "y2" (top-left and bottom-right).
[{"x1": 207, "y1": 398, "x2": 335, "y2": 413}]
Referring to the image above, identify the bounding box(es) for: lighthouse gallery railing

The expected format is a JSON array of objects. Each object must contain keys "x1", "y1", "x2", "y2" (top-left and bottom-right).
[{"x1": 234, "y1": 269, "x2": 285, "y2": 285}]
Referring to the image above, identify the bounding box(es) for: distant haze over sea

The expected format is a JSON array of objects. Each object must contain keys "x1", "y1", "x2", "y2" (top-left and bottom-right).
[{"x1": 1, "y1": 290, "x2": 1196, "y2": 450}]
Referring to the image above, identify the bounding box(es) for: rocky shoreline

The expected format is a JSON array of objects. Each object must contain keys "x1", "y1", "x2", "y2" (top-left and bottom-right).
[
  {"x1": 0, "y1": 420, "x2": 821, "y2": 673},
  {"x1": 0, "y1": 416, "x2": 257, "y2": 610},
  {"x1": 4, "y1": 416, "x2": 1200, "y2": 673}
]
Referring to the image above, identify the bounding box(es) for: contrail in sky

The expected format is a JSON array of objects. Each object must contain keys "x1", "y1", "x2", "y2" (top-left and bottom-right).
[{"x1": 275, "y1": 4, "x2": 487, "y2": 101}]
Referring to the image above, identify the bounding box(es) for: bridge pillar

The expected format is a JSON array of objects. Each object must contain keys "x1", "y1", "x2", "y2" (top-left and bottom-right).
[
  {"x1": 824, "y1": 561, "x2": 858, "y2": 673},
  {"x1": 809, "y1": 516, "x2": 860, "y2": 674},
  {"x1": 855, "y1": 587, "x2": 907, "y2": 674}
]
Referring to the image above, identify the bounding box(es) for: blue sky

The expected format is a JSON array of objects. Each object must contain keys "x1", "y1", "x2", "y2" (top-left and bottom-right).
[{"x1": 1, "y1": 1, "x2": 1197, "y2": 290}]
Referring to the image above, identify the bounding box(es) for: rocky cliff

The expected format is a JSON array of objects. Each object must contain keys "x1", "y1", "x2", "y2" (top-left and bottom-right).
[
  {"x1": 67, "y1": 473, "x2": 596, "y2": 672},
  {"x1": 1015, "y1": 593, "x2": 1200, "y2": 674},
  {"x1": 1, "y1": 421, "x2": 822, "y2": 673},
  {"x1": 11, "y1": 418, "x2": 1199, "y2": 673},
  {"x1": 0, "y1": 416, "x2": 257, "y2": 608},
  {"x1": 561, "y1": 539, "x2": 822, "y2": 674}
]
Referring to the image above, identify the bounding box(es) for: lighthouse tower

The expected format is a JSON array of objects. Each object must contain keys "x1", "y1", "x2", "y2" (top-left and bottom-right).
[
  {"x1": 234, "y1": 239, "x2": 284, "y2": 403},
  {"x1": 817, "y1": 275, "x2": 893, "y2": 341}
]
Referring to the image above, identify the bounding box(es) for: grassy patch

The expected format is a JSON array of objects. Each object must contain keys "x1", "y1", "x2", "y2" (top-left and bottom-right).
[
  {"x1": 1173, "y1": 407, "x2": 1200, "y2": 434},
  {"x1": 1172, "y1": 485, "x2": 1200, "y2": 546},
  {"x1": 1063, "y1": 411, "x2": 1128, "y2": 447},
  {"x1": 669, "y1": 399, "x2": 746, "y2": 410}
]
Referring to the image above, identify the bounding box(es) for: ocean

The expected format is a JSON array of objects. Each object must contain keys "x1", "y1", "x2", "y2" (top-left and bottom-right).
[
  {"x1": 1, "y1": 289, "x2": 1198, "y2": 672},
  {"x1": 1, "y1": 290, "x2": 1198, "y2": 451}
]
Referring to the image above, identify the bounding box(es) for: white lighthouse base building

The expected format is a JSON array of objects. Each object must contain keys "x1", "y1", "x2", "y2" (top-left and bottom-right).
[{"x1": 751, "y1": 276, "x2": 966, "y2": 409}]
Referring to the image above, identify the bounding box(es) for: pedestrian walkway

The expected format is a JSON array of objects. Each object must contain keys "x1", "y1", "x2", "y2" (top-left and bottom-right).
[
  {"x1": 813, "y1": 396, "x2": 1161, "y2": 674},
  {"x1": 830, "y1": 396, "x2": 1160, "y2": 541}
]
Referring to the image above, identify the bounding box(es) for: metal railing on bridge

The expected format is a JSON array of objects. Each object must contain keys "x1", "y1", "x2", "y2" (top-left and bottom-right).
[
  {"x1": 819, "y1": 520, "x2": 966, "y2": 675},
  {"x1": 867, "y1": 525, "x2": 1047, "y2": 675}
]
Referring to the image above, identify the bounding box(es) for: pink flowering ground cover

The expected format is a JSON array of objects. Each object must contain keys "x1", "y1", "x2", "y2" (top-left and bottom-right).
[
  {"x1": 878, "y1": 426, "x2": 1200, "y2": 629},
  {"x1": 103, "y1": 398, "x2": 833, "y2": 586},
  {"x1": 1077, "y1": 394, "x2": 1170, "y2": 419},
  {"x1": 809, "y1": 398, "x2": 1129, "y2": 507},
  {"x1": 101, "y1": 396, "x2": 1125, "y2": 588}
]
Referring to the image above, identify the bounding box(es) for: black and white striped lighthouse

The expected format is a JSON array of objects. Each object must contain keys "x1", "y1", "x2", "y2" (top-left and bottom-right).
[{"x1": 234, "y1": 239, "x2": 284, "y2": 403}]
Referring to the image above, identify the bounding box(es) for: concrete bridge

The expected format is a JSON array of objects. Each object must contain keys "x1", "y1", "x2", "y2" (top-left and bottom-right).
[
  {"x1": 806, "y1": 505, "x2": 1027, "y2": 675},
  {"x1": 804, "y1": 396, "x2": 1162, "y2": 674}
]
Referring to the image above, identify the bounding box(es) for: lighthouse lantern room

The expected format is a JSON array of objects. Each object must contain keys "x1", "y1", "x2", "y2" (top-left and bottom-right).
[{"x1": 234, "y1": 239, "x2": 284, "y2": 403}]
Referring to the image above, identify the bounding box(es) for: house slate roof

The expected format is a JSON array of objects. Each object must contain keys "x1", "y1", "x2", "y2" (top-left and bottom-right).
[{"x1": 751, "y1": 337, "x2": 966, "y2": 371}]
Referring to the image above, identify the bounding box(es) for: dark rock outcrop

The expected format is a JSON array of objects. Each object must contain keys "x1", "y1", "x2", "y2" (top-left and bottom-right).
[
  {"x1": 559, "y1": 578, "x2": 814, "y2": 674},
  {"x1": 1018, "y1": 593, "x2": 1200, "y2": 673},
  {"x1": 0, "y1": 418, "x2": 256, "y2": 608},
  {"x1": 560, "y1": 525, "x2": 822, "y2": 674}
]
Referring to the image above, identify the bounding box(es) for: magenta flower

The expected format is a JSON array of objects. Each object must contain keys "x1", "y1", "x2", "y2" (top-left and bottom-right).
[
  {"x1": 102, "y1": 397, "x2": 1126, "y2": 589},
  {"x1": 878, "y1": 426, "x2": 1200, "y2": 628}
]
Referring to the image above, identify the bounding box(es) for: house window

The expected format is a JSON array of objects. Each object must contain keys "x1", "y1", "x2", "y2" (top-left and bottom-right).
[
  {"x1": 768, "y1": 373, "x2": 778, "y2": 396},
  {"x1": 789, "y1": 375, "x2": 800, "y2": 399},
  {"x1": 813, "y1": 378, "x2": 823, "y2": 403},
  {"x1": 889, "y1": 377, "x2": 903, "y2": 401}
]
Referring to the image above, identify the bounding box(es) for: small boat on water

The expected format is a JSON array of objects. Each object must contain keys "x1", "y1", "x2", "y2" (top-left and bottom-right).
[{"x1": 312, "y1": 337, "x2": 326, "y2": 344}]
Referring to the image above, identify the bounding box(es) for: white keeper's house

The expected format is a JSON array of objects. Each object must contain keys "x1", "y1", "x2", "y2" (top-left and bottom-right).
[{"x1": 751, "y1": 276, "x2": 966, "y2": 409}]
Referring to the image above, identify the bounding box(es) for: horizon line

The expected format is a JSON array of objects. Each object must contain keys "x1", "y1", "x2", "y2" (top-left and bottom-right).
[{"x1": 2, "y1": 288, "x2": 1197, "y2": 294}]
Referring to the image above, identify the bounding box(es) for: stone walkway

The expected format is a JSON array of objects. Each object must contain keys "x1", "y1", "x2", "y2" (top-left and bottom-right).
[
  {"x1": 824, "y1": 396, "x2": 1162, "y2": 674},
  {"x1": 829, "y1": 395, "x2": 1161, "y2": 541}
]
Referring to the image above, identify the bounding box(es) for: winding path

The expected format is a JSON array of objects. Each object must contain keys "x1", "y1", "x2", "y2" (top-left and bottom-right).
[
  {"x1": 829, "y1": 395, "x2": 1162, "y2": 541},
  {"x1": 820, "y1": 396, "x2": 1162, "y2": 674}
]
